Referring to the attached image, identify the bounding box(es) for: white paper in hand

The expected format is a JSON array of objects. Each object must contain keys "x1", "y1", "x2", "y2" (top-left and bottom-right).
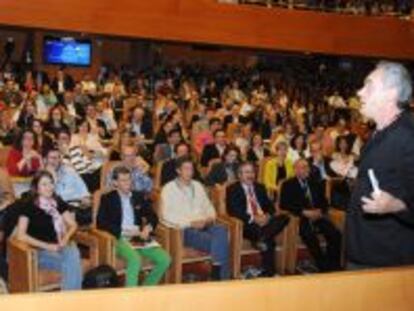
[{"x1": 368, "y1": 169, "x2": 381, "y2": 195}]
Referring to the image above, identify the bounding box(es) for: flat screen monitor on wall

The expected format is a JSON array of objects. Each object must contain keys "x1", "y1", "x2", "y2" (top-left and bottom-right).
[{"x1": 43, "y1": 36, "x2": 92, "y2": 67}]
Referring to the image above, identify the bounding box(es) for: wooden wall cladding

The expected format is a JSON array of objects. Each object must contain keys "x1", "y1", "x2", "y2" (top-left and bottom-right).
[
  {"x1": 0, "y1": 267, "x2": 414, "y2": 310},
  {"x1": 0, "y1": 0, "x2": 412, "y2": 59}
]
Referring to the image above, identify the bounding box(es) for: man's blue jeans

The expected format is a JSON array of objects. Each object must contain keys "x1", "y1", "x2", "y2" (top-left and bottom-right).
[{"x1": 184, "y1": 224, "x2": 230, "y2": 279}]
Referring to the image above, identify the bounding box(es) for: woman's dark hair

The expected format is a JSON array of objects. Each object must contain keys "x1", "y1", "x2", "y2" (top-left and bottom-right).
[
  {"x1": 75, "y1": 118, "x2": 91, "y2": 133},
  {"x1": 14, "y1": 129, "x2": 38, "y2": 151},
  {"x1": 31, "y1": 118, "x2": 44, "y2": 131},
  {"x1": 335, "y1": 135, "x2": 352, "y2": 154},
  {"x1": 174, "y1": 141, "x2": 191, "y2": 154},
  {"x1": 47, "y1": 105, "x2": 64, "y2": 123},
  {"x1": 30, "y1": 170, "x2": 55, "y2": 198},
  {"x1": 222, "y1": 144, "x2": 241, "y2": 162},
  {"x1": 290, "y1": 133, "x2": 307, "y2": 151},
  {"x1": 250, "y1": 133, "x2": 262, "y2": 145}
]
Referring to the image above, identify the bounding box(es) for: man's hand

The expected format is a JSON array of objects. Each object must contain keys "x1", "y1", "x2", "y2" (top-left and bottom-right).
[
  {"x1": 123, "y1": 227, "x2": 140, "y2": 237},
  {"x1": 47, "y1": 243, "x2": 61, "y2": 252},
  {"x1": 139, "y1": 225, "x2": 152, "y2": 240},
  {"x1": 361, "y1": 190, "x2": 406, "y2": 214},
  {"x1": 205, "y1": 217, "x2": 216, "y2": 226},
  {"x1": 191, "y1": 220, "x2": 207, "y2": 230},
  {"x1": 58, "y1": 238, "x2": 69, "y2": 249},
  {"x1": 80, "y1": 197, "x2": 92, "y2": 207},
  {"x1": 254, "y1": 214, "x2": 270, "y2": 227},
  {"x1": 302, "y1": 209, "x2": 323, "y2": 221}
]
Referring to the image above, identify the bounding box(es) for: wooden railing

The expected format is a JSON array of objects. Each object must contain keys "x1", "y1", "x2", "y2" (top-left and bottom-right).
[{"x1": 0, "y1": 267, "x2": 413, "y2": 310}]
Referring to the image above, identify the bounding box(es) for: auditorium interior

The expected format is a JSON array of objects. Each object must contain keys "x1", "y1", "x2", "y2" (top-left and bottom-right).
[{"x1": 0, "y1": 0, "x2": 413, "y2": 310}]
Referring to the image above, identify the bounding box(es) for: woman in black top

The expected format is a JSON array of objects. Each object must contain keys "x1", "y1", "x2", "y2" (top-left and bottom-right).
[
  {"x1": 246, "y1": 133, "x2": 270, "y2": 164},
  {"x1": 16, "y1": 170, "x2": 82, "y2": 290},
  {"x1": 16, "y1": 100, "x2": 37, "y2": 129},
  {"x1": 44, "y1": 106, "x2": 70, "y2": 138},
  {"x1": 31, "y1": 119, "x2": 54, "y2": 156}
]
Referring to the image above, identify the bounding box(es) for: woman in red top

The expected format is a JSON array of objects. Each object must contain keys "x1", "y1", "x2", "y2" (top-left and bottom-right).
[{"x1": 7, "y1": 129, "x2": 42, "y2": 177}]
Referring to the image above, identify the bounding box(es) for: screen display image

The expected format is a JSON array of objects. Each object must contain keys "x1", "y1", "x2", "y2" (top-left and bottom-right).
[{"x1": 44, "y1": 37, "x2": 91, "y2": 66}]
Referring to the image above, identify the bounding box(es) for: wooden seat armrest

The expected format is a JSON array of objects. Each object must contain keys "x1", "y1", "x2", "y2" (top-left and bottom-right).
[
  {"x1": 325, "y1": 177, "x2": 345, "y2": 205},
  {"x1": 154, "y1": 223, "x2": 170, "y2": 253},
  {"x1": 164, "y1": 225, "x2": 184, "y2": 283},
  {"x1": 216, "y1": 215, "x2": 242, "y2": 279},
  {"x1": 328, "y1": 208, "x2": 346, "y2": 232},
  {"x1": 89, "y1": 228, "x2": 116, "y2": 266},
  {"x1": 73, "y1": 231, "x2": 99, "y2": 267},
  {"x1": 166, "y1": 226, "x2": 183, "y2": 257},
  {"x1": 7, "y1": 239, "x2": 38, "y2": 293}
]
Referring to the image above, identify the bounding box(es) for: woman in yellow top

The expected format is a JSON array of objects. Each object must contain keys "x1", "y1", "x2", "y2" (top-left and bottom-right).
[{"x1": 263, "y1": 141, "x2": 294, "y2": 192}]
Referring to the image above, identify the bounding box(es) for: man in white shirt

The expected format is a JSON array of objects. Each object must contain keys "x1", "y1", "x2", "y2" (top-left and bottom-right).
[{"x1": 161, "y1": 156, "x2": 230, "y2": 280}]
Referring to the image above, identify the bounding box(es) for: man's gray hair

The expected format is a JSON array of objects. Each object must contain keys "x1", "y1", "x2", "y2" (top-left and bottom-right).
[{"x1": 377, "y1": 61, "x2": 412, "y2": 109}]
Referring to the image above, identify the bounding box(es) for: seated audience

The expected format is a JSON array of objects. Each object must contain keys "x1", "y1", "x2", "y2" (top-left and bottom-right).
[
  {"x1": 15, "y1": 170, "x2": 82, "y2": 290},
  {"x1": 71, "y1": 118, "x2": 107, "y2": 166},
  {"x1": 329, "y1": 135, "x2": 358, "y2": 208},
  {"x1": 263, "y1": 141, "x2": 294, "y2": 192},
  {"x1": 289, "y1": 133, "x2": 309, "y2": 162},
  {"x1": 200, "y1": 129, "x2": 227, "y2": 168},
  {"x1": 193, "y1": 117, "x2": 222, "y2": 155},
  {"x1": 246, "y1": 133, "x2": 270, "y2": 164},
  {"x1": 280, "y1": 159, "x2": 342, "y2": 272},
  {"x1": 97, "y1": 166, "x2": 171, "y2": 287},
  {"x1": 96, "y1": 97, "x2": 118, "y2": 135},
  {"x1": 205, "y1": 144, "x2": 241, "y2": 186},
  {"x1": 32, "y1": 119, "x2": 54, "y2": 155},
  {"x1": 223, "y1": 103, "x2": 247, "y2": 130},
  {"x1": 106, "y1": 143, "x2": 152, "y2": 194},
  {"x1": 226, "y1": 162, "x2": 290, "y2": 276},
  {"x1": 161, "y1": 156, "x2": 230, "y2": 280},
  {"x1": 330, "y1": 135, "x2": 358, "y2": 179},
  {"x1": 44, "y1": 147, "x2": 90, "y2": 206},
  {"x1": 127, "y1": 106, "x2": 153, "y2": 139},
  {"x1": 154, "y1": 128, "x2": 182, "y2": 162},
  {"x1": 0, "y1": 167, "x2": 15, "y2": 246},
  {"x1": 36, "y1": 84, "x2": 58, "y2": 118},
  {"x1": 56, "y1": 129, "x2": 101, "y2": 193},
  {"x1": 15, "y1": 100, "x2": 37, "y2": 129},
  {"x1": 44, "y1": 106, "x2": 70, "y2": 138},
  {"x1": 6, "y1": 129, "x2": 42, "y2": 177},
  {"x1": 307, "y1": 141, "x2": 335, "y2": 183},
  {"x1": 160, "y1": 142, "x2": 202, "y2": 186}
]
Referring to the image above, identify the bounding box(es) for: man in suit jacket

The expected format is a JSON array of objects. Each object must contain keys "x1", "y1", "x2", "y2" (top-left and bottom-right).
[
  {"x1": 223, "y1": 104, "x2": 248, "y2": 130},
  {"x1": 97, "y1": 166, "x2": 170, "y2": 287},
  {"x1": 200, "y1": 129, "x2": 227, "y2": 167},
  {"x1": 280, "y1": 159, "x2": 342, "y2": 272},
  {"x1": 129, "y1": 106, "x2": 153, "y2": 139},
  {"x1": 307, "y1": 141, "x2": 336, "y2": 182},
  {"x1": 51, "y1": 68, "x2": 75, "y2": 93},
  {"x1": 226, "y1": 162, "x2": 290, "y2": 276}
]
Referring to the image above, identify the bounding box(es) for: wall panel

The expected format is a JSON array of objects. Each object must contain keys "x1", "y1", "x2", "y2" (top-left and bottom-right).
[{"x1": 0, "y1": 0, "x2": 412, "y2": 59}]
